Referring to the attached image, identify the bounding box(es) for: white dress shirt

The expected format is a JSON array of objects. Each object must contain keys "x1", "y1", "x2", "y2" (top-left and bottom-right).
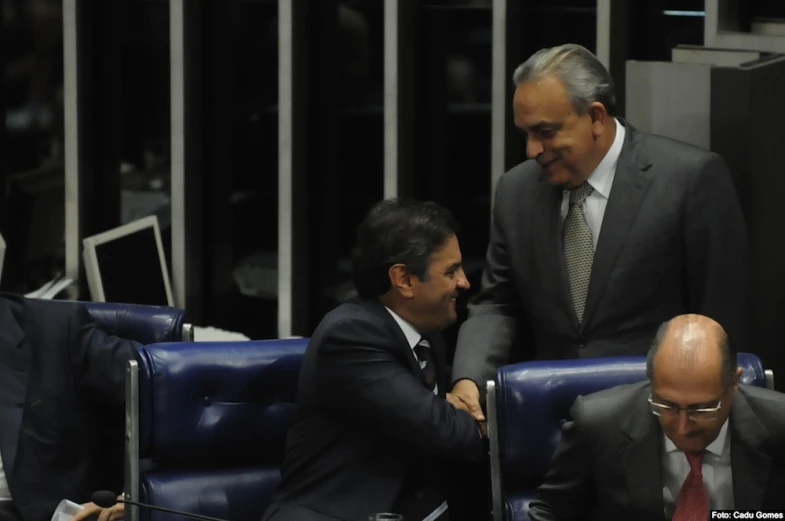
[
  {"x1": 0, "y1": 451, "x2": 11, "y2": 501},
  {"x1": 385, "y1": 307, "x2": 438, "y2": 396},
  {"x1": 560, "y1": 118, "x2": 626, "y2": 249},
  {"x1": 662, "y1": 420, "x2": 734, "y2": 517}
]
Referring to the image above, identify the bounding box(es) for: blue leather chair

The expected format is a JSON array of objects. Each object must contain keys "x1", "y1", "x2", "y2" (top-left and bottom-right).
[
  {"x1": 41, "y1": 299, "x2": 191, "y2": 343},
  {"x1": 125, "y1": 338, "x2": 310, "y2": 521},
  {"x1": 485, "y1": 353, "x2": 773, "y2": 521},
  {"x1": 27, "y1": 300, "x2": 189, "y2": 499}
]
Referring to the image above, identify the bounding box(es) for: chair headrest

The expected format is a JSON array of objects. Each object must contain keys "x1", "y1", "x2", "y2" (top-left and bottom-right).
[
  {"x1": 136, "y1": 338, "x2": 310, "y2": 463},
  {"x1": 81, "y1": 301, "x2": 186, "y2": 344}
]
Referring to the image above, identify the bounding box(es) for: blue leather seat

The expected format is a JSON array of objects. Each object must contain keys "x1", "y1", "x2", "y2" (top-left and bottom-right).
[
  {"x1": 126, "y1": 338, "x2": 310, "y2": 521},
  {"x1": 42, "y1": 299, "x2": 189, "y2": 343},
  {"x1": 28, "y1": 300, "x2": 189, "y2": 497},
  {"x1": 486, "y1": 352, "x2": 771, "y2": 521}
]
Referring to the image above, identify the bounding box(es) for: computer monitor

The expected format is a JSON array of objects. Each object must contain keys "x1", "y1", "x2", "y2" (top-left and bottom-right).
[{"x1": 82, "y1": 215, "x2": 174, "y2": 306}]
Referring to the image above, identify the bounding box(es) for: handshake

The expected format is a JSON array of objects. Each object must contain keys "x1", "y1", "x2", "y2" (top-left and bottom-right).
[{"x1": 447, "y1": 379, "x2": 487, "y2": 437}]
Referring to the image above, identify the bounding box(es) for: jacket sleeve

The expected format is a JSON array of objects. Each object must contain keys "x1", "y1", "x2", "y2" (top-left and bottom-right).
[
  {"x1": 453, "y1": 172, "x2": 526, "y2": 390},
  {"x1": 527, "y1": 396, "x2": 595, "y2": 521},
  {"x1": 315, "y1": 318, "x2": 484, "y2": 463},
  {"x1": 69, "y1": 304, "x2": 140, "y2": 407}
]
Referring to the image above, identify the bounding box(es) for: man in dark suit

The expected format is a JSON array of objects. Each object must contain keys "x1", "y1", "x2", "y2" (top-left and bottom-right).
[
  {"x1": 450, "y1": 43, "x2": 751, "y2": 416},
  {"x1": 0, "y1": 294, "x2": 138, "y2": 521},
  {"x1": 261, "y1": 199, "x2": 486, "y2": 521},
  {"x1": 528, "y1": 314, "x2": 785, "y2": 520}
]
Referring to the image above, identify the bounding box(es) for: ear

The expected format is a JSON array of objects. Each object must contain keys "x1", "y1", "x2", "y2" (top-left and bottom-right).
[
  {"x1": 388, "y1": 264, "x2": 415, "y2": 299},
  {"x1": 732, "y1": 366, "x2": 744, "y2": 391},
  {"x1": 588, "y1": 102, "x2": 608, "y2": 138}
]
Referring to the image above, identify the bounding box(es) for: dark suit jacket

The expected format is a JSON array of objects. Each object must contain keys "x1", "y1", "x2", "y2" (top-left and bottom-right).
[
  {"x1": 528, "y1": 381, "x2": 785, "y2": 520},
  {"x1": 262, "y1": 298, "x2": 484, "y2": 521},
  {"x1": 453, "y1": 120, "x2": 752, "y2": 391},
  {"x1": 0, "y1": 295, "x2": 138, "y2": 521}
]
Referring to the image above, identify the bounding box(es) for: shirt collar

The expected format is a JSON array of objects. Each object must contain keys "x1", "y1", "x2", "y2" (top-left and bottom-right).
[
  {"x1": 663, "y1": 418, "x2": 730, "y2": 457},
  {"x1": 579, "y1": 117, "x2": 625, "y2": 199},
  {"x1": 384, "y1": 306, "x2": 421, "y2": 350}
]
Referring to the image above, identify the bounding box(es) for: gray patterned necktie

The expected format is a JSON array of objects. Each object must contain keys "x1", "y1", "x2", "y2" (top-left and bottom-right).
[{"x1": 563, "y1": 182, "x2": 595, "y2": 323}]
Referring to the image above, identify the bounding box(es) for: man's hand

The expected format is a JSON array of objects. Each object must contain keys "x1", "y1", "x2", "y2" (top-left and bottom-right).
[
  {"x1": 450, "y1": 379, "x2": 485, "y2": 422},
  {"x1": 73, "y1": 498, "x2": 124, "y2": 521},
  {"x1": 446, "y1": 392, "x2": 471, "y2": 413}
]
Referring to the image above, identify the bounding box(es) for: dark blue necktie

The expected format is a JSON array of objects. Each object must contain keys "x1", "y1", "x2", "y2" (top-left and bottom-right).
[{"x1": 414, "y1": 337, "x2": 436, "y2": 391}]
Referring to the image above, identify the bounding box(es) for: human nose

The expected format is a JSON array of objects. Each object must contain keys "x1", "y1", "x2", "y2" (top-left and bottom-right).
[
  {"x1": 526, "y1": 137, "x2": 543, "y2": 159},
  {"x1": 457, "y1": 269, "x2": 470, "y2": 290},
  {"x1": 676, "y1": 410, "x2": 693, "y2": 435}
]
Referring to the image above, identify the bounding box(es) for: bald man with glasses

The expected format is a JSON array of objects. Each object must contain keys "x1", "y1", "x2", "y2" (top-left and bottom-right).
[{"x1": 528, "y1": 314, "x2": 785, "y2": 521}]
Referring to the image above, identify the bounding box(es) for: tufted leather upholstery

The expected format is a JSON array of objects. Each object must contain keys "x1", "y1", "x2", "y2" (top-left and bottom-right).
[
  {"x1": 132, "y1": 338, "x2": 309, "y2": 521},
  {"x1": 41, "y1": 299, "x2": 188, "y2": 344},
  {"x1": 490, "y1": 352, "x2": 767, "y2": 521},
  {"x1": 28, "y1": 300, "x2": 187, "y2": 497}
]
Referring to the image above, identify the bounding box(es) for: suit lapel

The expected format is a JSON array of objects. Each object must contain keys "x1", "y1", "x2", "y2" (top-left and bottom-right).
[
  {"x1": 531, "y1": 176, "x2": 577, "y2": 330},
  {"x1": 581, "y1": 123, "x2": 655, "y2": 330},
  {"x1": 427, "y1": 334, "x2": 448, "y2": 398},
  {"x1": 358, "y1": 299, "x2": 429, "y2": 384},
  {"x1": 730, "y1": 391, "x2": 771, "y2": 509},
  {"x1": 621, "y1": 389, "x2": 664, "y2": 518},
  {"x1": 0, "y1": 298, "x2": 30, "y2": 479}
]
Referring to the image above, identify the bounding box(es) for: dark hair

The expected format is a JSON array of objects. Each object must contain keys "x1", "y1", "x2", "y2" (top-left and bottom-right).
[
  {"x1": 646, "y1": 320, "x2": 737, "y2": 387},
  {"x1": 351, "y1": 198, "x2": 458, "y2": 298}
]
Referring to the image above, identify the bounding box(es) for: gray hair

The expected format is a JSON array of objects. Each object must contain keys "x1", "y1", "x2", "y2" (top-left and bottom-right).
[
  {"x1": 645, "y1": 321, "x2": 737, "y2": 388},
  {"x1": 512, "y1": 44, "x2": 616, "y2": 116}
]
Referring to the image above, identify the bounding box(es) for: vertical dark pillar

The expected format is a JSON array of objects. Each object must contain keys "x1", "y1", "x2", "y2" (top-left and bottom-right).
[
  {"x1": 177, "y1": 0, "x2": 206, "y2": 320},
  {"x1": 711, "y1": 58, "x2": 785, "y2": 391},
  {"x1": 417, "y1": 8, "x2": 448, "y2": 202},
  {"x1": 75, "y1": 0, "x2": 123, "y2": 296}
]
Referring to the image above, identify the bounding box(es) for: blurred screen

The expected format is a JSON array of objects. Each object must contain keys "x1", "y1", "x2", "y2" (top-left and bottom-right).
[{"x1": 94, "y1": 226, "x2": 170, "y2": 306}]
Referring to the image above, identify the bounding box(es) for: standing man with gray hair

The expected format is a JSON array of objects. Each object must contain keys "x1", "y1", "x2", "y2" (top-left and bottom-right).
[{"x1": 450, "y1": 44, "x2": 752, "y2": 417}]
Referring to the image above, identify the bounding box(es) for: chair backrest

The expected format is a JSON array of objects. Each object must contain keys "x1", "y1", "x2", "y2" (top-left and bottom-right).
[
  {"x1": 494, "y1": 352, "x2": 766, "y2": 489},
  {"x1": 42, "y1": 300, "x2": 189, "y2": 344},
  {"x1": 128, "y1": 338, "x2": 310, "y2": 521},
  {"x1": 31, "y1": 300, "x2": 187, "y2": 496}
]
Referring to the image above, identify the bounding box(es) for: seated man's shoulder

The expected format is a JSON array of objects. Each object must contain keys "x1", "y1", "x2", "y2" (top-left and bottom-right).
[
  {"x1": 738, "y1": 385, "x2": 785, "y2": 461},
  {"x1": 311, "y1": 300, "x2": 395, "y2": 348},
  {"x1": 573, "y1": 381, "x2": 649, "y2": 429},
  {"x1": 739, "y1": 385, "x2": 785, "y2": 425},
  {"x1": 1, "y1": 292, "x2": 77, "y2": 328}
]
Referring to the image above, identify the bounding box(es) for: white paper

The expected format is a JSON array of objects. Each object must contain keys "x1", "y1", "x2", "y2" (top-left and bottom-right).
[
  {"x1": 24, "y1": 276, "x2": 74, "y2": 299},
  {"x1": 51, "y1": 499, "x2": 84, "y2": 521}
]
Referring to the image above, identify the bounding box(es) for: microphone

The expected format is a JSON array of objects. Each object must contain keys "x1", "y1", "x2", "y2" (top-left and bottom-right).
[{"x1": 91, "y1": 491, "x2": 229, "y2": 521}]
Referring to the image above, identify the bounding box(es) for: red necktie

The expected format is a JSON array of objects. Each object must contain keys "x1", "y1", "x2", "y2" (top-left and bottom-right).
[{"x1": 672, "y1": 451, "x2": 708, "y2": 521}]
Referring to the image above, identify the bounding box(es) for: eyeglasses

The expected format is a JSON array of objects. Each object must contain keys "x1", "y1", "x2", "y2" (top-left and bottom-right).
[{"x1": 647, "y1": 395, "x2": 724, "y2": 422}]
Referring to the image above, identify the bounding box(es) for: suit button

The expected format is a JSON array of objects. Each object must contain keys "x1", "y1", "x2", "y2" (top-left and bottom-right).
[{"x1": 413, "y1": 491, "x2": 424, "y2": 500}]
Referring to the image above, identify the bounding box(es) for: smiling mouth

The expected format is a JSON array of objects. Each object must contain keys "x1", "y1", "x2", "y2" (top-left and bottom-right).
[{"x1": 539, "y1": 158, "x2": 558, "y2": 169}]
